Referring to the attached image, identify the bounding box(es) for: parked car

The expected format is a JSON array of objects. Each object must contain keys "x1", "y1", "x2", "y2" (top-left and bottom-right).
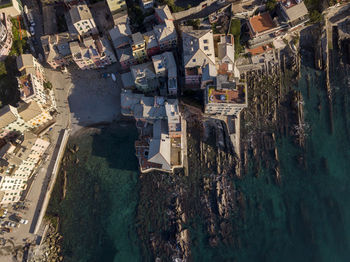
[
  {"x1": 5, "y1": 221, "x2": 17, "y2": 227},
  {"x1": 19, "y1": 219, "x2": 28, "y2": 224},
  {"x1": 1, "y1": 227, "x2": 11, "y2": 233}
]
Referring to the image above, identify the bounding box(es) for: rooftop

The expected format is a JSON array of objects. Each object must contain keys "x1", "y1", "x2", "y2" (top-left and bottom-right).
[
  {"x1": 182, "y1": 27, "x2": 216, "y2": 68},
  {"x1": 69, "y1": 4, "x2": 93, "y2": 24},
  {"x1": 208, "y1": 84, "x2": 246, "y2": 104},
  {"x1": 155, "y1": 5, "x2": 173, "y2": 22},
  {"x1": 17, "y1": 101, "x2": 43, "y2": 122},
  {"x1": 281, "y1": 1, "x2": 309, "y2": 22},
  {"x1": 18, "y1": 75, "x2": 34, "y2": 101},
  {"x1": 0, "y1": 105, "x2": 16, "y2": 129},
  {"x1": 132, "y1": 32, "x2": 144, "y2": 45},
  {"x1": 249, "y1": 12, "x2": 276, "y2": 35}
]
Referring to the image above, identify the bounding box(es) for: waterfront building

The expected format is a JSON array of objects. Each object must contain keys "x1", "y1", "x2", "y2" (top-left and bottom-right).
[
  {"x1": 0, "y1": 132, "x2": 49, "y2": 206},
  {"x1": 278, "y1": 0, "x2": 309, "y2": 28},
  {"x1": 0, "y1": 13, "x2": 12, "y2": 61},
  {"x1": 155, "y1": 5, "x2": 173, "y2": 24},
  {"x1": 121, "y1": 90, "x2": 183, "y2": 173},
  {"x1": 0, "y1": 0, "x2": 22, "y2": 17},
  {"x1": 182, "y1": 27, "x2": 215, "y2": 88},
  {"x1": 41, "y1": 33, "x2": 75, "y2": 69},
  {"x1": 69, "y1": 3, "x2": 98, "y2": 37},
  {"x1": 131, "y1": 32, "x2": 147, "y2": 62},
  {"x1": 204, "y1": 77, "x2": 247, "y2": 116},
  {"x1": 247, "y1": 12, "x2": 287, "y2": 48}
]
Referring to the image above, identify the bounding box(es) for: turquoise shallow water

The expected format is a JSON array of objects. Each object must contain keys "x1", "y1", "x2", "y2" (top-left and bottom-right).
[
  {"x1": 51, "y1": 50, "x2": 350, "y2": 261},
  {"x1": 51, "y1": 123, "x2": 142, "y2": 262}
]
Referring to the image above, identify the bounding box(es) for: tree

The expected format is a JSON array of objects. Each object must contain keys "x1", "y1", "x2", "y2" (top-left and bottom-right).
[{"x1": 266, "y1": 0, "x2": 277, "y2": 12}]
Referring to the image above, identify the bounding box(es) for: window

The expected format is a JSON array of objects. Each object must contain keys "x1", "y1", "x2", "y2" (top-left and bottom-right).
[
  {"x1": 203, "y1": 39, "x2": 208, "y2": 43},
  {"x1": 204, "y1": 46, "x2": 208, "y2": 50},
  {"x1": 192, "y1": 59, "x2": 196, "y2": 62}
]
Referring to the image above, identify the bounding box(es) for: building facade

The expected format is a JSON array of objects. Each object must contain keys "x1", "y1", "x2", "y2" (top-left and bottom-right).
[{"x1": 0, "y1": 13, "x2": 12, "y2": 61}]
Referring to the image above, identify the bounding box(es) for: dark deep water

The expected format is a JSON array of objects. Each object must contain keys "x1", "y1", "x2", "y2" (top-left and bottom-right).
[{"x1": 49, "y1": 48, "x2": 350, "y2": 261}]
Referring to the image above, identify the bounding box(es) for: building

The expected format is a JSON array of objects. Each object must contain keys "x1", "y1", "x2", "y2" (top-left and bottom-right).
[
  {"x1": 0, "y1": 101, "x2": 53, "y2": 138},
  {"x1": 140, "y1": 0, "x2": 153, "y2": 10},
  {"x1": 106, "y1": 0, "x2": 127, "y2": 17},
  {"x1": 17, "y1": 74, "x2": 47, "y2": 105},
  {"x1": 0, "y1": 0, "x2": 22, "y2": 17},
  {"x1": 70, "y1": 36, "x2": 116, "y2": 70},
  {"x1": 278, "y1": 0, "x2": 309, "y2": 28},
  {"x1": 148, "y1": 119, "x2": 171, "y2": 171},
  {"x1": 153, "y1": 19, "x2": 177, "y2": 51},
  {"x1": 217, "y1": 34, "x2": 235, "y2": 66},
  {"x1": 69, "y1": 3, "x2": 98, "y2": 37},
  {"x1": 0, "y1": 105, "x2": 25, "y2": 138},
  {"x1": 131, "y1": 32, "x2": 147, "y2": 62},
  {"x1": 182, "y1": 27, "x2": 215, "y2": 88},
  {"x1": 16, "y1": 54, "x2": 45, "y2": 78},
  {"x1": 152, "y1": 52, "x2": 177, "y2": 95},
  {"x1": 144, "y1": 30, "x2": 160, "y2": 57},
  {"x1": 121, "y1": 91, "x2": 183, "y2": 173},
  {"x1": 0, "y1": 13, "x2": 12, "y2": 61},
  {"x1": 165, "y1": 100, "x2": 181, "y2": 137},
  {"x1": 16, "y1": 54, "x2": 56, "y2": 109},
  {"x1": 41, "y1": 33, "x2": 75, "y2": 69},
  {"x1": 155, "y1": 5, "x2": 173, "y2": 24},
  {"x1": 130, "y1": 62, "x2": 158, "y2": 92},
  {"x1": 17, "y1": 101, "x2": 52, "y2": 129},
  {"x1": 117, "y1": 46, "x2": 136, "y2": 70},
  {"x1": 109, "y1": 23, "x2": 132, "y2": 49},
  {"x1": 204, "y1": 77, "x2": 247, "y2": 116},
  {"x1": 247, "y1": 12, "x2": 286, "y2": 48},
  {"x1": 0, "y1": 132, "x2": 49, "y2": 205}
]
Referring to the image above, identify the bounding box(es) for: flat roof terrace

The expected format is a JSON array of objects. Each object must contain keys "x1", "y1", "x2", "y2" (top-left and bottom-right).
[
  {"x1": 208, "y1": 85, "x2": 245, "y2": 104},
  {"x1": 18, "y1": 75, "x2": 34, "y2": 100}
]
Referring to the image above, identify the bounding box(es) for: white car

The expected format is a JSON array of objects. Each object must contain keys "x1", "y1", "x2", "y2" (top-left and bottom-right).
[
  {"x1": 19, "y1": 219, "x2": 28, "y2": 224},
  {"x1": 7, "y1": 221, "x2": 17, "y2": 227},
  {"x1": 29, "y1": 26, "x2": 35, "y2": 36}
]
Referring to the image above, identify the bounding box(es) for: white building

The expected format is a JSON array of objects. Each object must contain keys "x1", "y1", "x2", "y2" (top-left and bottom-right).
[
  {"x1": 0, "y1": 132, "x2": 49, "y2": 205},
  {"x1": 17, "y1": 54, "x2": 56, "y2": 110},
  {"x1": 69, "y1": 3, "x2": 98, "y2": 36},
  {"x1": 0, "y1": 101, "x2": 53, "y2": 138}
]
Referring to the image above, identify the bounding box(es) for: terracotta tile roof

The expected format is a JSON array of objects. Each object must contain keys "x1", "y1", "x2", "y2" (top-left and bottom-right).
[
  {"x1": 247, "y1": 44, "x2": 273, "y2": 55},
  {"x1": 249, "y1": 12, "x2": 275, "y2": 34}
]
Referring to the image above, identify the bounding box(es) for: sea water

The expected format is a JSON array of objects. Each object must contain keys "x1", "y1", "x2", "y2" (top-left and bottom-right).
[
  {"x1": 53, "y1": 123, "x2": 142, "y2": 262},
  {"x1": 54, "y1": 55, "x2": 350, "y2": 261}
]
